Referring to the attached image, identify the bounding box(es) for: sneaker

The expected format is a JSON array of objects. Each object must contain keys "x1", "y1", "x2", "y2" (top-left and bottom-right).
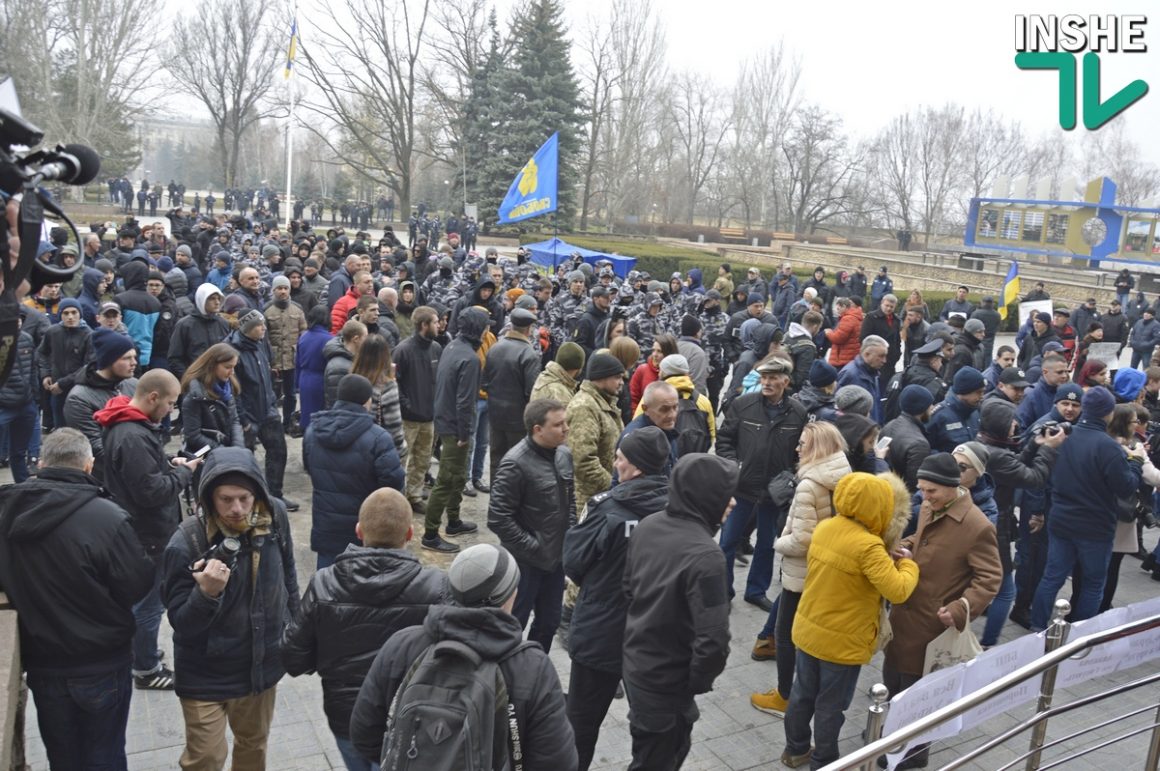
[
  {"x1": 735, "y1": 552, "x2": 750, "y2": 566},
  {"x1": 472, "y1": 479, "x2": 491, "y2": 493},
  {"x1": 751, "y1": 689, "x2": 789, "y2": 717},
  {"x1": 445, "y1": 520, "x2": 478, "y2": 536},
  {"x1": 461, "y1": 484, "x2": 477, "y2": 498},
  {"x1": 1142, "y1": 554, "x2": 1157, "y2": 572},
  {"x1": 781, "y1": 748, "x2": 812, "y2": 768},
  {"x1": 134, "y1": 665, "x2": 176, "y2": 690},
  {"x1": 751, "y1": 636, "x2": 777, "y2": 661},
  {"x1": 408, "y1": 498, "x2": 426, "y2": 516},
  {"x1": 280, "y1": 497, "x2": 300, "y2": 512},
  {"x1": 421, "y1": 535, "x2": 459, "y2": 553}
]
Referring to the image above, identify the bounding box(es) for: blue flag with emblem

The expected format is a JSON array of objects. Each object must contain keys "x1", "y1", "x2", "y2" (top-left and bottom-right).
[{"x1": 497, "y1": 133, "x2": 558, "y2": 225}]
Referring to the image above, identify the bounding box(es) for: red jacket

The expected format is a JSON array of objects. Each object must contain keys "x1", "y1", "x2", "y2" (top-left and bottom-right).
[
  {"x1": 330, "y1": 287, "x2": 361, "y2": 334},
  {"x1": 826, "y1": 306, "x2": 864, "y2": 368},
  {"x1": 629, "y1": 358, "x2": 660, "y2": 413}
]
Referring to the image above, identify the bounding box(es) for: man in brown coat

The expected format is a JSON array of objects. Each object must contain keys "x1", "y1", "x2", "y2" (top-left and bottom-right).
[
  {"x1": 882, "y1": 452, "x2": 1001, "y2": 769},
  {"x1": 263, "y1": 275, "x2": 307, "y2": 435}
]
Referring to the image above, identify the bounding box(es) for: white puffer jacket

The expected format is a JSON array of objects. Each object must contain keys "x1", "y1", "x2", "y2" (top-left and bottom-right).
[{"x1": 774, "y1": 451, "x2": 851, "y2": 592}]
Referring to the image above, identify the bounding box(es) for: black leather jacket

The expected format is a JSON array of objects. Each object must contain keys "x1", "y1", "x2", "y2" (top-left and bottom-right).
[{"x1": 487, "y1": 437, "x2": 575, "y2": 571}]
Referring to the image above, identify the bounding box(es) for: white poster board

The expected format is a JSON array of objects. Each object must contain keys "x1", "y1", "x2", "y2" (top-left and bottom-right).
[
  {"x1": 1018, "y1": 299, "x2": 1054, "y2": 328},
  {"x1": 881, "y1": 664, "x2": 965, "y2": 768},
  {"x1": 1085, "y1": 342, "x2": 1121, "y2": 369},
  {"x1": 959, "y1": 632, "x2": 1046, "y2": 730}
]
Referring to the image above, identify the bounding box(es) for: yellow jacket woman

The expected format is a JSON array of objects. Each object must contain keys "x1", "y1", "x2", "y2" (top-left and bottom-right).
[{"x1": 792, "y1": 472, "x2": 920, "y2": 666}]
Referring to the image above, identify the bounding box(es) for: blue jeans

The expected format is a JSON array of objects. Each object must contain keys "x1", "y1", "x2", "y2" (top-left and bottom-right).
[
  {"x1": 1030, "y1": 532, "x2": 1113, "y2": 629},
  {"x1": 784, "y1": 650, "x2": 861, "y2": 769},
  {"x1": 131, "y1": 555, "x2": 164, "y2": 675},
  {"x1": 333, "y1": 735, "x2": 377, "y2": 771},
  {"x1": 27, "y1": 665, "x2": 133, "y2": 770},
  {"x1": 1117, "y1": 293, "x2": 1130, "y2": 308},
  {"x1": 719, "y1": 497, "x2": 776, "y2": 600},
  {"x1": 981, "y1": 569, "x2": 1016, "y2": 646},
  {"x1": 0, "y1": 402, "x2": 37, "y2": 482},
  {"x1": 512, "y1": 561, "x2": 566, "y2": 652},
  {"x1": 468, "y1": 398, "x2": 489, "y2": 482},
  {"x1": 1132, "y1": 347, "x2": 1154, "y2": 369}
]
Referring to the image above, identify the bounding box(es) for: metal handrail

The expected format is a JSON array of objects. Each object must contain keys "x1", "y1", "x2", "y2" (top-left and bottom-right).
[{"x1": 820, "y1": 606, "x2": 1160, "y2": 770}]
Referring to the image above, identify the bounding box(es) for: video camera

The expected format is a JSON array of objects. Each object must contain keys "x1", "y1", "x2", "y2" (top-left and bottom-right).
[{"x1": 0, "y1": 75, "x2": 101, "y2": 385}]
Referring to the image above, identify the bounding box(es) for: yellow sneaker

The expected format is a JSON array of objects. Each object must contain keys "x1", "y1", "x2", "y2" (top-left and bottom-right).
[{"x1": 751, "y1": 689, "x2": 789, "y2": 717}]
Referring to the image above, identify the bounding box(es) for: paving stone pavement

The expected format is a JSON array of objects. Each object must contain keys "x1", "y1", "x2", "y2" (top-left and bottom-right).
[{"x1": 16, "y1": 418, "x2": 1160, "y2": 769}]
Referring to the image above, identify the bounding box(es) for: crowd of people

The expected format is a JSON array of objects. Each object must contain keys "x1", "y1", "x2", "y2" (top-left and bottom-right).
[{"x1": 2, "y1": 202, "x2": 1160, "y2": 771}]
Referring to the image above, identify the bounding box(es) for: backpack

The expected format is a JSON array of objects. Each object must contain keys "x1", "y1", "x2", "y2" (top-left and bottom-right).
[
  {"x1": 675, "y1": 391, "x2": 711, "y2": 455},
  {"x1": 382, "y1": 639, "x2": 536, "y2": 771},
  {"x1": 881, "y1": 371, "x2": 908, "y2": 423}
]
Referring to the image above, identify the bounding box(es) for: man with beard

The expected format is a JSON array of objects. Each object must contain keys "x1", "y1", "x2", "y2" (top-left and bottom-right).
[{"x1": 393, "y1": 307, "x2": 442, "y2": 516}]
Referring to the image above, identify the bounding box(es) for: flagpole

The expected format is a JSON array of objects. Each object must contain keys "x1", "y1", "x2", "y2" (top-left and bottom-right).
[
  {"x1": 283, "y1": 5, "x2": 298, "y2": 231},
  {"x1": 284, "y1": 88, "x2": 295, "y2": 231}
]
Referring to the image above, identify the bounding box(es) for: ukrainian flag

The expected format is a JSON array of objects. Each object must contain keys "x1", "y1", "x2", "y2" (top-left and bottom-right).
[
  {"x1": 283, "y1": 18, "x2": 298, "y2": 80},
  {"x1": 999, "y1": 261, "x2": 1020, "y2": 320}
]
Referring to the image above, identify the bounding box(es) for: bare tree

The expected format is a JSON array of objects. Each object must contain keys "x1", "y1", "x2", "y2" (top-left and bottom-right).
[
  {"x1": 778, "y1": 105, "x2": 862, "y2": 234},
  {"x1": 959, "y1": 109, "x2": 1028, "y2": 204},
  {"x1": 418, "y1": 0, "x2": 489, "y2": 171},
  {"x1": 1, "y1": 0, "x2": 160, "y2": 176},
  {"x1": 594, "y1": 0, "x2": 667, "y2": 227},
  {"x1": 576, "y1": 15, "x2": 616, "y2": 230},
  {"x1": 667, "y1": 71, "x2": 731, "y2": 224},
  {"x1": 297, "y1": 0, "x2": 430, "y2": 218},
  {"x1": 165, "y1": 0, "x2": 281, "y2": 189},
  {"x1": 1080, "y1": 122, "x2": 1160, "y2": 206},
  {"x1": 727, "y1": 44, "x2": 801, "y2": 230},
  {"x1": 914, "y1": 104, "x2": 967, "y2": 245},
  {"x1": 868, "y1": 114, "x2": 918, "y2": 234}
]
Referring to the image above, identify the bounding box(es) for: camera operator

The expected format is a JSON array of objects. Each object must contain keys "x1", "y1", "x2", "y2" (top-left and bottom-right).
[
  {"x1": 0, "y1": 428, "x2": 154, "y2": 768},
  {"x1": 1006, "y1": 384, "x2": 1083, "y2": 627}
]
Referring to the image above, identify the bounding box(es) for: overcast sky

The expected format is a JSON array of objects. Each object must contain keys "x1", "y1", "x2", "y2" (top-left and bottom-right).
[{"x1": 277, "y1": 0, "x2": 1160, "y2": 175}]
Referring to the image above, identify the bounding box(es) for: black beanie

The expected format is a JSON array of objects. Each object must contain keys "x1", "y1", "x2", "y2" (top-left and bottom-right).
[
  {"x1": 917, "y1": 452, "x2": 961, "y2": 487},
  {"x1": 587, "y1": 352, "x2": 626, "y2": 380},
  {"x1": 336, "y1": 373, "x2": 374, "y2": 406},
  {"x1": 618, "y1": 426, "x2": 671, "y2": 475}
]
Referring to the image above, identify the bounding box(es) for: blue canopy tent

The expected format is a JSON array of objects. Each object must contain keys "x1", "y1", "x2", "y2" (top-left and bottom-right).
[{"x1": 523, "y1": 237, "x2": 637, "y2": 278}]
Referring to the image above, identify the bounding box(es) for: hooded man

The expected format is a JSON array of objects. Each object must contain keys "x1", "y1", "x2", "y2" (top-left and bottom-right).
[
  {"x1": 114, "y1": 260, "x2": 161, "y2": 369},
  {"x1": 621, "y1": 453, "x2": 737, "y2": 769},
  {"x1": 167, "y1": 283, "x2": 232, "y2": 380},
  {"x1": 422, "y1": 307, "x2": 488, "y2": 553},
  {"x1": 160, "y1": 447, "x2": 300, "y2": 770},
  {"x1": 78, "y1": 267, "x2": 109, "y2": 329}
]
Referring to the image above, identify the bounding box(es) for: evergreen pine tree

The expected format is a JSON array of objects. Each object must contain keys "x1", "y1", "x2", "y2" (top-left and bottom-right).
[{"x1": 481, "y1": 0, "x2": 582, "y2": 230}]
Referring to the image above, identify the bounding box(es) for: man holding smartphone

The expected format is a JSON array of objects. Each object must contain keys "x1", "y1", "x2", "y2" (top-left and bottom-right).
[{"x1": 96, "y1": 369, "x2": 202, "y2": 690}]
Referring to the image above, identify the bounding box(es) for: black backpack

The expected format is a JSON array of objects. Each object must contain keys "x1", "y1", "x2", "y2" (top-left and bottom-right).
[
  {"x1": 675, "y1": 391, "x2": 711, "y2": 455},
  {"x1": 382, "y1": 640, "x2": 536, "y2": 771},
  {"x1": 881, "y1": 371, "x2": 908, "y2": 423}
]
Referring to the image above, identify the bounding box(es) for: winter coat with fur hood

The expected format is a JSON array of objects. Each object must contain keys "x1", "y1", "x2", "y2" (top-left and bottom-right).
[{"x1": 774, "y1": 451, "x2": 851, "y2": 593}]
